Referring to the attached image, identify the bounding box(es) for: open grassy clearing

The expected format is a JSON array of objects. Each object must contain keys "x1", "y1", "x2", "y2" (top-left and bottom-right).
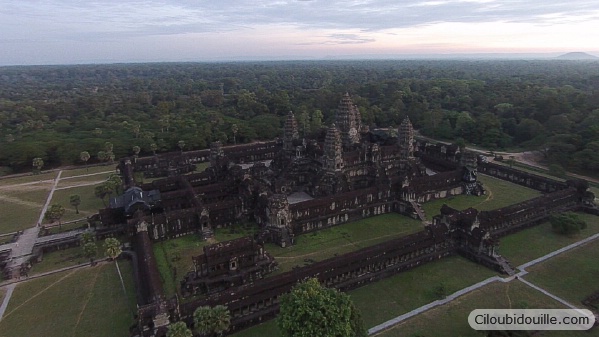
[
  {"x1": 0, "y1": 261, "x2": 136, "y2": 337},
  {"x1": 29, "y1": 245, "x2": 89, "y2": 275},
  {"x1": 56, "y1": 173, "x2": 112, "y2": 189},
  {"x1": 375, "y1": 280, "x2": 591, "y2": 337},
  {"x1": 0, "y1": 188, "x2": 49, "y2": 234},
  {"x1": 422, "y1": 174, "x2": 542, "y2": 219},
  {"x1": 49, "y1": 185, "x2": 105, "y2": 223},
  {"x1": 498, "y1": 213, "x2": 599, "y2": 267},
  {"x1": 265, "y1": 213, "x2": 423, "y2": 274},
  {"x1": 232, "y1": 256, "x2": 497, "y2": 337},
  {"x1": 0, "y1": 171, "x2": 58, "y2": 187},
  {"x1": 60, "y1": 165, "x2": 116, "y2": 178},
  {"x1": 525, "y1": 240, "x2": 599, "y2": 307}
]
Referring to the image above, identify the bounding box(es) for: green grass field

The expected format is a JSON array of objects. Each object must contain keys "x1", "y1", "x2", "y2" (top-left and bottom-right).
[
  {"x1": 29, "y1": 245, "x2": 88, "y2": 275},
  {"x1": 60, "y1": 165, "x2": 116, "y2": 178},
  {"x1": 232, "y1": 256, "x2": 498, "y2": 337},
  {"x1": 525, "y1": 240, "x2": 599, "y2": 307},
  {"x1": 0, "y1": 186, "x2": 49, "y2": 233},
  {"x1": 265, "y1": 213, "x2": 423, "y2": 274},
  {"x1": 498, "y1": 213, "x2": 599, "y2": 267},
  {"x1": 57, "y1": 173, "x2": 112, "y2": 189},
  {"x1": 49, "y1": 185, "x2": 106, "y2": 223},
  {"x1": 0, "y1": 261, "x2": 136, "y2": 337},
  {"x1": 376, "y1": 280, "x2": 590, "y2": 337},
  {"x1": 0, "y1": 171, "x2": 58, "y2": 187},
  {"x1": 422, "y1": 174, "x2": 542, "y2": 219}
]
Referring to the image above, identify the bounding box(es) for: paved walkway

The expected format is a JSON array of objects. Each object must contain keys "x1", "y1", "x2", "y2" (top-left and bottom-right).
[
  {"x1": 4, "y1": 171, "x2": 62, "y2": 274},
  {"x1": 368, "y1": 232, "x2": 599, "y2": 335},
  {"x1": 0, "y1": 283, "x2": 15, "y2": 321}
]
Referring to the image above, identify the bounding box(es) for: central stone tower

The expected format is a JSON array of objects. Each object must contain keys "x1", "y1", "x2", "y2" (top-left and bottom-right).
[{"x1": 335, "y1": 93, "x2": 362, "y2": 151}]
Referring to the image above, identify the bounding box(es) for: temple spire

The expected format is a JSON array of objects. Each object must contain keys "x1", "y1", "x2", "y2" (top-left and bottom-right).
[{"x1": 335, "y1": 93, "x2": 361, "y2": 150}]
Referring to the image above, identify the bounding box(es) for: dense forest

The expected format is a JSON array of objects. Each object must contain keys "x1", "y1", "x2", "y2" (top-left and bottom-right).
[{"x1": 1, "y1": 60, "x2": 598, "y2": 175}]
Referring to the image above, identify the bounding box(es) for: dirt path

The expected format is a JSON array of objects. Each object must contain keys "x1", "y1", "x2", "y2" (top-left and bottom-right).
[
  {"x1": 0, "y1": 194, "x2": 46, "y2": 209},
  {"x1": 71, "y1": 267, "x2": 101, "y2": 336}
]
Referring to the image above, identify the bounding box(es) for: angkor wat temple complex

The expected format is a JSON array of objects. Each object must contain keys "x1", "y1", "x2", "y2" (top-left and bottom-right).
[{"x1": 3, "y1": 93, "x2": 592, "y2": 336}]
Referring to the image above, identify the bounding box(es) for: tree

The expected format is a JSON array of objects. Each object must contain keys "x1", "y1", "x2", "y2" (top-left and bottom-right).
[
  {"x1": 104, "y1": 237, "x2": 122, "y2": 260},
  {"x1": 150, "y1": 143, "x2": 158, "y2": 155},
  {"x1": 83, "y1": 242, "x2": 98, "y2": 264},
  {"x1": 32, "y1": 157, "x2": 44, "y2": 174},
  {"x1": 211, "y1": 305, "x2": 231, "y2": 336},
  {"x1": 193, "y1": 305, "x2": 231, "y2": 337},
  {"x1": 193, "y1": 306, "x2": 213, "y2": 336},
  {"x1": 278, "y1": 278, "x2": 366, "y2": 337},
  {"x1": 178, "y1": 140, "x2": 186, "y2": 152},
  {"x1": 80, "y1": 151, "x2": 90, "y2": 170},
  {"x1": 231, "y1": 124, "x2": 238, "y2": 145},
  {"x1": 97, "y1": 150, "x2": 107, "y2": 162},
  {"x1": 132, "y1": 145, "x2": 141, "y2": 159},
  {"x1": 44, "y1": 204, "x2": 65, "y2": 229},
  {"x1": 550, "y1": 212, "x2": 587, "y2": 236},
  {"x1": 69, "y1": 194, "x2": 81, "y2": 214},
  {"x1": 167, "y1": 321, "x2": 193, "y2": 337},
  {"x1": 94, "y1": 184, "x2": 109, "y2": 207}
]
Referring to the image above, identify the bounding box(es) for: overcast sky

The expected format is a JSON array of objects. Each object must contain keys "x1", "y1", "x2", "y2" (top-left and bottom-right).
[{"x1": 1, "y1": 0, "x2": 598, "y2": 65}]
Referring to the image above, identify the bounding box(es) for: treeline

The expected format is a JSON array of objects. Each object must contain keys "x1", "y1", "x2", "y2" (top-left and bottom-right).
[{"x1": 0, "y1": 60, "x2": 598, "y2": 175}]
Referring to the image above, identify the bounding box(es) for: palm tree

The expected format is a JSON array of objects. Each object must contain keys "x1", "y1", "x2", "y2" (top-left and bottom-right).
[
  {"x1": 193, "y1": 306, "x2": 213, "y2": 336},
  {"x1": 231, "y1": 124, "x2": 238, "y2": 145},
  {"x1": 193, "y1": 305, "x2": 231, "y2": 337},
  {"x1": 97, "y1": 151, "x2": 107, "y2": 163},
  {"x1": 132, "y1": 146, "x2": 141, "y2": 162},
  {"x1": 69, "y1": 194, "x2": 81, "y2": 214},
  {"x1": 32, "y1": 157, "x2": 44, "y2": 175},
  {"x1": 166, "y1": 321, "x2": 193, "y2": 337},
  {"x1": 94, "y1": 184, "x2": 109, "y2": 207},
  {"x1": 80, "y1": 151, "x2": 90, "y2": 171},
  {"x1": 44, "y1": 204, "x2": 65, "y2": 230},
  {"x1": 104, "y1": 238, "x2": 122, "y2": 260},
  {"x1": 211, "y1": 305, "x2": 231, "y2": 336},
  {"x1": 83, "y1": 242, "x2": 98, "y2": 264}
]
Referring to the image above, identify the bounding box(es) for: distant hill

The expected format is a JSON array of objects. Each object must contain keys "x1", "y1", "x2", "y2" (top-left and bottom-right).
[{"x1": 556, "y1": 52, "x2": 598, "y2": 60}]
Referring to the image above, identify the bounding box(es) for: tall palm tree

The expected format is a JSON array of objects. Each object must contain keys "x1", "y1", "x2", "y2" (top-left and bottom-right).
[
  {"x1": 104, "y1": 238, "x2": 122, "y2": 260},
  {"x1": 166, "y1": 321, "x2": 193, "y2": 337},
  {"x1": 80, "y1": 151, "x2": 90, "y2": 171},
  {"x1": 32, "y1": 157, "x2": 44, "y2": 175},
  {"x1": 69, "y1": 194, "x2": 81, "y2": 214},
  {"x1": 211, "y1": 305, "x2": 231, "y2": 336},
  {"x1": 193, "y1": 306, "x2": 212, "y2": 336}
]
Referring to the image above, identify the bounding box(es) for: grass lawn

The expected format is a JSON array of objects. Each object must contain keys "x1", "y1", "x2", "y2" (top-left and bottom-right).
[
  {"x1": 498, "y1": 213, "x2": 599, "y2": 267},
  {"x1": 376, "y1": 280, "x2": 591, "y2": 337},
  {"x1": 60, "y1": 165, "x2": 116, "y2": 178},
  {"x1": 57, "y1": 173, "x2": 111, "y2": 189},
  {"x1": 265, "y1": 213, "x2": 423, "y2": 274},
  {"x1": 29, "y1": 245, "x2": 88, "y2": 275},
  {"x1": 525, "y1": 240, "x2": 599, "y2": 307},
  {"x1": 0, "y1": 187, "x2": 50, "y2": 234},
  {"x1": 0, "y1": 261, "x2": 136, "y2": 337},
  {"x1": 421, "y1": 174, "x2": 542, "y2": 219},
  {"x1": 233, "y1": 256, "x2": 497, "y2": 337},
  {"x1": 0, "y1": 171, "x2": 58, "y2": 187},
  {"x1": 49, "y1": 185, "x2": 105, "y2": 223}
]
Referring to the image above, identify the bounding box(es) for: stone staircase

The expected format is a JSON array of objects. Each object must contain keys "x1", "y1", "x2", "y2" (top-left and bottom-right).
[
  {"x1": 495, "y1": 255, "x2": 517, "y2": 276},
  {"x1": 409, "y1": 201, "x2": 430, "y2": 225}
]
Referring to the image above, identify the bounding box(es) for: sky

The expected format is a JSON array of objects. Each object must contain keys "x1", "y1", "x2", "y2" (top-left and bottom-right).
[{"x1": 1, "y1": 0, "x2": 598, "y2": 65}]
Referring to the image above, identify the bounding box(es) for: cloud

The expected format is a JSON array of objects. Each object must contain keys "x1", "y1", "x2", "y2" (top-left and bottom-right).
[{"x1": 1, "y1": 0, "x2": 599, "y2": 64}]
